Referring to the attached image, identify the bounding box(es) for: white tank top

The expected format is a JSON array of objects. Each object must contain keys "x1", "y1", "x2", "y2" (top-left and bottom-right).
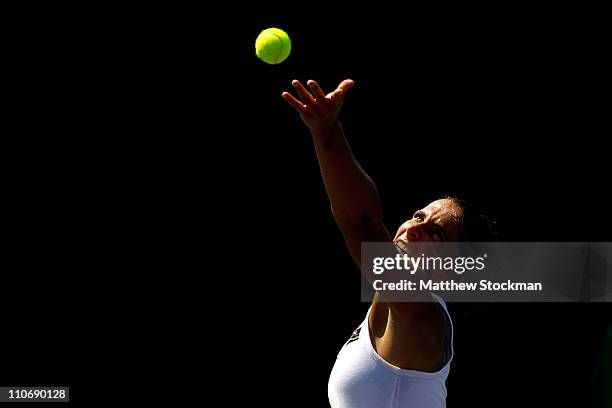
[{"x1": 328, "y1": 294, "x2": 454, "y2": 408}]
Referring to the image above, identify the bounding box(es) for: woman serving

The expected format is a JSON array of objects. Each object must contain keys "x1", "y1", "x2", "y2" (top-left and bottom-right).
[{"x1": 282, "y1": 79, "x2": 494, "y2": 407}]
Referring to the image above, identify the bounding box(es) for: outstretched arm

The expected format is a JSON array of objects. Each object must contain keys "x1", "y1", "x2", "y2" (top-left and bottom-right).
[
  {"x1": 282, "y1": 79, "x2": 392, "y2": 266},
  {"x1": 284, "y1": 80, "x2": 442, "y2": 330}
]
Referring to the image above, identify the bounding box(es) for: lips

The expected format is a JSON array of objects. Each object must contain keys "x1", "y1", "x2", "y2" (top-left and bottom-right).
[{"x1": 394, "y1": 241, "x2": 411, "y2": 255}]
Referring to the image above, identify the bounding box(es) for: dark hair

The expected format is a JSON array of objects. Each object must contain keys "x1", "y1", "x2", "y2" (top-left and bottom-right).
[
  {"x1": 446, "y1": 196, "x2": 499, "y2": 242},
  {"x1": 444, "y1": 197, "x2": 498, "y2": 315}
]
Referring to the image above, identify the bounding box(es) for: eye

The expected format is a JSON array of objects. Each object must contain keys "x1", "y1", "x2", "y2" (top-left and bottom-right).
[
  {"x1": 431, "y1": 228, "x2": 446, "y2": 241},
  {"x1": 413, "y1": 213, "x2": 424, "y2": 222}
]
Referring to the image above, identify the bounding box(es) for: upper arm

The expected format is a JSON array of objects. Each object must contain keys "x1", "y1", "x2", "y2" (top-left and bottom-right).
[
  {"x1": 338, "y1": 217, "x2": 442, "y2": 327},
  {"x1": 336, "y1": 216, "x2": 393, "y2": 267}
]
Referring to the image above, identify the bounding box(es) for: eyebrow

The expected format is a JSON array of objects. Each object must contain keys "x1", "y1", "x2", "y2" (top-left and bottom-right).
[{"x1": 413, "y1": 210, "x2": 426, "y2": 218}]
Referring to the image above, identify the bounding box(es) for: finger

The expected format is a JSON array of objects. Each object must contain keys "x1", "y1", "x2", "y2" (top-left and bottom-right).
[
  {"x1": 292, "y1": 80, "x2": 317, "y2": 105},
  {"x1": 330, "y1": 89, "x2": 344, "y2": 102},
  {"x1": 338, "y1": 79, "x2": 355, "y2": 92},
  {"x1": 307, "y1": 80, "x2": 327, "y2": 100},
  {"x1": 329, "y1": 79, "x2": 354, "y2": 99},
  {"x1": 282, "y1": 92, "x2": 307, "y2": 113}
]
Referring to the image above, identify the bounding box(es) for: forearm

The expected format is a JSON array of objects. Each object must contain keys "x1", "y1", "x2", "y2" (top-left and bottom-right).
[{"x1": 310, "y1": 121, "x2": 383, "y2": 228}]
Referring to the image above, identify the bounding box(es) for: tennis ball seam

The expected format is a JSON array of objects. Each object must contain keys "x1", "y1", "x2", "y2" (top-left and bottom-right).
[{"x1": 269, "y1": 33, "x2": 283, "y2": 63}]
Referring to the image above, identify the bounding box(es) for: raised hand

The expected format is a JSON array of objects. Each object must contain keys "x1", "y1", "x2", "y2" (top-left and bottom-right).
[{"x1": 282, "y1": 79, "x2": 354, "y2": 131}]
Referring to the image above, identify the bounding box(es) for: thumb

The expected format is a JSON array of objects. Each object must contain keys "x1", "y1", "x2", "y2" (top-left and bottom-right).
[
  {"x1": 338, "y1": 79, "x2": 354, "y2": 93},
  {"x1": 330, "y1": 79, "x2": 354, "y2": 102},
  {"x1": 330, "y1": 88, "x2": 345, "y2": 102}
]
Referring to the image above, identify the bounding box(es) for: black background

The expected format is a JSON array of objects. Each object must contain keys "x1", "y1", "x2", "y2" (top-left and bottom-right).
[
  {"x1": 2, "y1": 4, "x2": 610, "y2": 406},
  {"x1": 233, "y1": 8, "x2": 611, "y2": 407}
]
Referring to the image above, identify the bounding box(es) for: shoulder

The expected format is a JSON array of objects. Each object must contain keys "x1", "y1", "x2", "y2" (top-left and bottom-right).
[
  {"x1": 370, "y1": 301, "x2": 446, "y2": 372},
  {"x1": 388, "y1": 301, "x2": 444, "y2": 324},
  {"x1": 370, "y1": 293, "x2": 445, "y2": 330}
]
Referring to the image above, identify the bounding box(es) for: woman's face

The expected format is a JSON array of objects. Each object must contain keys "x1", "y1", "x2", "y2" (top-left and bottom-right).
[{"x1": 393, "y1": 199, "x2": 465, "y2": 245}]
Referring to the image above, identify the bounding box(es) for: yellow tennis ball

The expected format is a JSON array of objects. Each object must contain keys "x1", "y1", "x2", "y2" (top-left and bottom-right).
[{"x1": 255, "y1": 28, "x2": 291, "y2": 65}]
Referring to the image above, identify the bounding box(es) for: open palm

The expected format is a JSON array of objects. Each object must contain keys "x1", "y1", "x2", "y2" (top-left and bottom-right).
[{"x1": 282, "y1": 79, "x2": 354, "y2": 131}]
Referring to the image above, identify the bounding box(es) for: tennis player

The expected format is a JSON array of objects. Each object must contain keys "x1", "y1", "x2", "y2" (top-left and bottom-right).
[{"x1": 283, "y1": 79, "x2": 495, "y2": 407}]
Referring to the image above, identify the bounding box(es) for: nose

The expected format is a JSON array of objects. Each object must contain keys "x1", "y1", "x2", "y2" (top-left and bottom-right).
[{"x1": 403, "y1": 223, "x2": 426, "y2": 242}]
